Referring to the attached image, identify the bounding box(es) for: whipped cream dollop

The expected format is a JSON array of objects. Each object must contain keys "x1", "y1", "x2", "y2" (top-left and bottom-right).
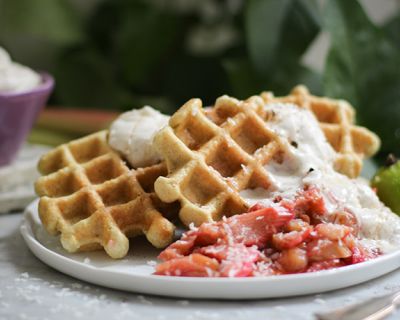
[
  {"x1": 109, "y1": 106, "x2": 170, "y2": 168},
  {"x1": 0, "y1": 47, "x2": 41, "y2": 93},
  {"x1": 240, "y1": 103, "x2": 400, "y2": 253}
]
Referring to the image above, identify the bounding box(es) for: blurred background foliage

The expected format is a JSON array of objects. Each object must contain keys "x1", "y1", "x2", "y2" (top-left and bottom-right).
[{"x1": 0, "y1": 0, "x2": 400, "y2": 155}]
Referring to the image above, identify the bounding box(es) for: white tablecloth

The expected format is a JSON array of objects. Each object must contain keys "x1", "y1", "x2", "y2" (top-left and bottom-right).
[{"x1": 0, "y1": 144, "x2": 50, "y2": 213}]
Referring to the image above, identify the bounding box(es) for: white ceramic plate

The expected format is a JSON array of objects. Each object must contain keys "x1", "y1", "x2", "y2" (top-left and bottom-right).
[{"x1": 21, "y1": 199, "x2": 400, "y2": 300}]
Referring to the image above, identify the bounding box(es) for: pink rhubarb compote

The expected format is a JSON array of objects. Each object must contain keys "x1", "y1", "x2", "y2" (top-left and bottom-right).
[{"x1": 154, "y1": 187, "x2": 380, "y2": 277}]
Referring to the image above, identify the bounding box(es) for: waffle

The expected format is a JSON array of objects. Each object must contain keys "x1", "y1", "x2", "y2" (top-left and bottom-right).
[
  {"x1": 260, "y1": 85, "x2": 380, "y2": 178},
  {"x1": 153, "y1": 95, "x2": 292, "y2": 226},
  {"x1": 35, "y1": 131, "x2": 176, "y2": 259}
]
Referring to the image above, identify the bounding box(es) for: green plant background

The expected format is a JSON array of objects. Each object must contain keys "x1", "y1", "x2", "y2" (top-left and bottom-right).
[{"x1": 1, "y1": 0, "x2": 399, "y2": 155}]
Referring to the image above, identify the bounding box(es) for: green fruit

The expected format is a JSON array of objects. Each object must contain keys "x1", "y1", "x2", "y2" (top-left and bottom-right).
[{"x1": 371, "y1": 157, "x2": 400, "y2": 215}]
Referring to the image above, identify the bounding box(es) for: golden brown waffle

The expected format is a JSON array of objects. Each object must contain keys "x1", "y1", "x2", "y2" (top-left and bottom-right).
[
  {"x1": 35, "y1": 131, "x2": 176, "y2": 259},
  {"x1": 260, "y1": 85, "x2": 380, "y2": 178},
  {"x1": 154, "y1": 95, "x2": 293, "y2": 226}
]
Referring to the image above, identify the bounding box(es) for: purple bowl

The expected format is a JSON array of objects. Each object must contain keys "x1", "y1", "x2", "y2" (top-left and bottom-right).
[{"x1": 0, "y1": 73, "x2": 54, "y2": 167}]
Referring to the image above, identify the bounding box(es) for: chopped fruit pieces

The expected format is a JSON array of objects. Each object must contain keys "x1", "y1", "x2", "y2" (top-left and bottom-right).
[
  {"x1": 327, "y1": 211, "x2": 359, "y2": 235},
  {"x1": 155, "y1": 187, "x2": 380, "y2": 277},
  {"x1": 277, "y1": 248, "x2": 308, "y2": 272},
  {"x1": 158, "y1": 206, "x2": 293, "y2": 261},
  {"x1": 227, "y1": 207, "x2": 294, "y2": 247},
  {"x1": 346, "y1": 245, "x2": 380, "y2": 265},
  {"x1": 155, "y1": 253, "x2": 219, "y2": 277},
  {"x1": 307, "y1": 239, "x2": 352, "y2": 261},
  {"x1": 272, "y1": 229, "x2": 310, "y2": 250},
  {"x1": 315, "y1": 223, "x2": 352, "y2": 240},
  {"x1": 157, "y1": 233, "x2": 197, "y2": 261},
  {"x1": 211, "y1": 244, "x2": 260, "y2": 277},
  {"x1": 293, "y1": 187, "x2": 326, "y2": 217}
]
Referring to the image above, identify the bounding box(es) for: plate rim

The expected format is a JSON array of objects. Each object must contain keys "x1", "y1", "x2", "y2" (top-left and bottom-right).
[{"x1": 20, "y1": 199, "x2": 400, "y2": 299}]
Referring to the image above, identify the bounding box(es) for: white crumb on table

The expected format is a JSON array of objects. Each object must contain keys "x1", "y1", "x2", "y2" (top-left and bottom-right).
[
  {"x1": 137, "y1": 295, "x2": 153, "y2": 305},
  {"x1": 274, "y1": 305, "x2": 286, "y2": 311},
  {"x1": 146, "y1": 260, "x2": 157, "y2": 266},
  {"x1": 71, "y1": 283, "x2": 83, "y2": 289},
  {"x1": 0, "y1": 144, "x2": 50, "y2": 213},
  {"x1": 83, "y1": 257, "x2": 91, "y2": 264},
  {"x1": 177, "y1": 300, "x2": 190, "y2": 306},
  {"x1": 314, "y1": 298, "x2": 326, "y2": 304}
]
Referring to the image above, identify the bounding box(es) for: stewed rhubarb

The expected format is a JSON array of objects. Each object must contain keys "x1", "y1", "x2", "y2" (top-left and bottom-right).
[{"x1": 155, "y1": 187, "x2": 380, "y2": 277}]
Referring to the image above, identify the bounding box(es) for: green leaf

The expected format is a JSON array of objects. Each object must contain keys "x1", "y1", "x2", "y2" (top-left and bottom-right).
[
  {"x1": 323, "y1": 48, "x2": 357, "y2": 105},
  {"x1": 323, "y1": 0, "x2": 400, "y2": 154},
  {"x1": 245, "y1": 0, "x2": 320, "y2": 77},
  {"x1": 269, "y1": 63, "x2": 322, "y2": 95},
  {"x1": 88, "y1": 0, "x2": 186, "y2": 90},
  {"x1": 384, "y1": 13, "x2": 400, "y2": 48},
  {"x1": 161, "y1": 55, "x2": 229, "y2": 107},
  {"x1": 223, "y1": 57, "x2": 322, "y2": 100},
  {"x1": 279, "y1": 0, "x2": 321, "y2": 63},
  {"x1": 0, "y1": 0, "x2": 83, "y2": 45},
  {"x1": 223, "y1": 58, "x2": 265, "y2": 98},
  {"x1": 54, "y1": 48, "x2": 121, "y2": 109},
  {"x1": 245, "y1": 0, "x2": 292, "y2": 75},
  {"x1": 116, "y1": 9, "x2": 182, "y2": 88}
]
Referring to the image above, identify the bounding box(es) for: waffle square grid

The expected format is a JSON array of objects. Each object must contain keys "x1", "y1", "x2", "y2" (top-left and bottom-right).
[
  {"x1": 35, "y1": 131, "x2": 176, "y2": 259},
  {"x1": 154, "y1": 96, "x2": 289, "y2": 227}
]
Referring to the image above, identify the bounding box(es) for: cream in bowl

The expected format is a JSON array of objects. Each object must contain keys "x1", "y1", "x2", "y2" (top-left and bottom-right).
[{"x1": 0, "y1": 47, "x2": 54, "y2": 166}]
